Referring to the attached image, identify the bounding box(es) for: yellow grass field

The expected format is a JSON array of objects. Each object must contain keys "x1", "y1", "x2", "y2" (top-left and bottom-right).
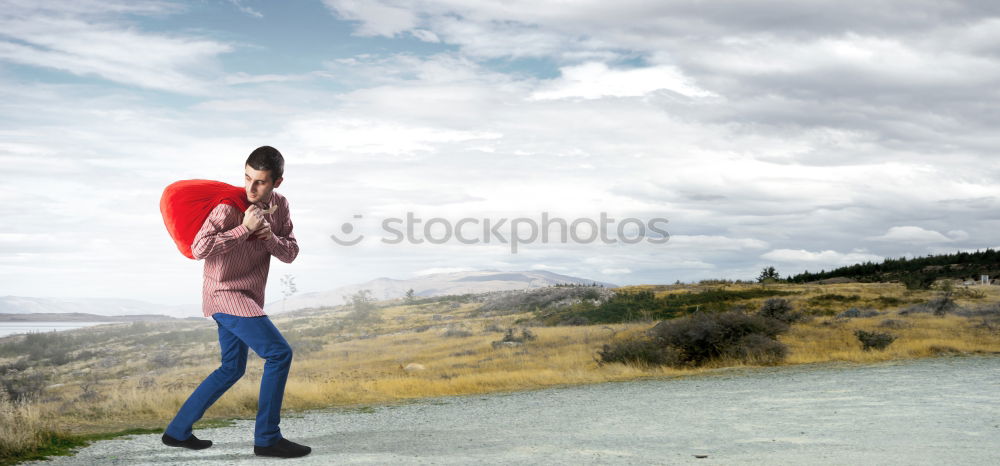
[{"x1": 3, "y1": 281, "x2": 999, "y2": 463}]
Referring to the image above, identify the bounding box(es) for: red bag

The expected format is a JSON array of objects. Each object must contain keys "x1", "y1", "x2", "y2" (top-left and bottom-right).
[{"x1": 160, "y1": 179, "x2": 255, "y2": 259}]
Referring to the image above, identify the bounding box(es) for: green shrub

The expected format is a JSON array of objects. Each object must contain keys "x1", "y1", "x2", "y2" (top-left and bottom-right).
[
  {"x1": 726, "y1": 333, "x2": 788, "y2": 365},
  {"x1": 900, "y1": 293, "x2": 959, "y2": 316},
  {"x1": 650, "y1": 311, "x2": 789, "y2": 366},
  {"x1": 475, "y1": 285, "x2": 613, "y2": 316},
  {"x1": 837, "y1": 307, "x2": 880, "y2": 319},
  {"x1": 757, "y1": 298, "x2": 803, "y2": 323},
  {"x1": 598, "y1": 311, "x2": 791, "y2": 368},
  {"x1": 0, "y1": 369, "x2": 49, "y2": 401},
  {"x1": 854, "y1": 330, "x2": 896, "y2": 351},
  {"x1": 596, "y1": 339, "x2": 681, "y2": 367},
  {"x1": 878, "y1": 319, "x2": 911, "y2": 329},
  {"x1": 874, "y1": 296, "x2": 904, "y2": 307},
  {"x1": 542, "y1": 288, "x2": 798, "y2": 325},
  {"x1": 901, "y1": 273, "x2": 936, "y2": 290},
  {"x1": 807, "y1": 293, "x2": 860, "y2": 305},
  {"x1": 441, "y1": 328, "x2": 474, "y2": 338}
]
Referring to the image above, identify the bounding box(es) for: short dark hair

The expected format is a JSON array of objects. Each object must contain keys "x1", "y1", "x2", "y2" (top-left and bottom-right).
[{"x1": 245, "y1": 146, "x2": 284, "y2": 182}]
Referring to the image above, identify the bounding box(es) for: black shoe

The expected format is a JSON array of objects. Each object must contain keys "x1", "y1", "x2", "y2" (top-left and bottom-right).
[
  {"x1": 162, "y1": 432, "x2": 213, "y2": 450},
  {"x1": 254, "y1": 438, "x2": 312, "y2": 458}
]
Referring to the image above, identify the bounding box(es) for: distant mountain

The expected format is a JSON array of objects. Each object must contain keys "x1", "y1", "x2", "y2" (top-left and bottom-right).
[
  {"x1": 263, "y1": 269, "x2": 618, "y2": 314},
  {"x1": 0, "y1": 312, "x2": 189, "y2": 322},
  {"x1": 0, "y1": 296, "x2": 196, "y2": 318},
  {"x1": 1, "y1": 270, "x2": 617, "y2": 318}
]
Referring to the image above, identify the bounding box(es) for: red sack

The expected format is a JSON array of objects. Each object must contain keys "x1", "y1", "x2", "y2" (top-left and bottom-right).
[{"x1": 160, "y1": 179, "x2": 255, "y2": 259}]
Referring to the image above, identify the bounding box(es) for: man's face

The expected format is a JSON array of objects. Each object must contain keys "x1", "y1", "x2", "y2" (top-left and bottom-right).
[{"x1": 245, "y1": 164, "x2": 282, "y2": 203}]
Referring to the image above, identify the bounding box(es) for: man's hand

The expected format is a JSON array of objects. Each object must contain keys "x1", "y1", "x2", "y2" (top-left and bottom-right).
[
  {"x1": 252, "y1": 222, "x2": 273, "y2": 241},
  {"x1": 242, "y1": 205, "x2": 266, "y2": 231}
]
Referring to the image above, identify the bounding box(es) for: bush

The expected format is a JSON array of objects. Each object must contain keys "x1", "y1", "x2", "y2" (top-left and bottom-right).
[
  {"x1": 726, "y1": 333, "x2": 788, "y2": 365},
  {"x1": 343, "y1": 289, "x2": 382, "y2": 324},
  {"x1": 757, "y1": 298, "x2": 803, "y2": 323},
  {"x1": 901, "y1": 273, "x2": 936, "y2": 290},
  {"x1": 874, "y1": 296, "x2": 904, "y2": 307},
  {"x1": 836, "y1": 307, "x2": 880, "y2": 319},
  {"x1": 149, "y1": 352, "x2": 174, "y2": 369},
  {"x1": 878, "y1": 319, "x2": 911, "y2": 329},
  {"x1": 807, "y1": 294, "x2": 860, "y2": 305},
  {"x1": 442, "y1": 328, "x2": 474, "y2": 338},
  {"x1": 854, "y1": 330, "x2": 896, "y2": 351},
  {"x1": 556, "y1": 315, "x2": 590, "y2": 326},
  {"x1": 490, "y1": 327, "x2": 537, "y2": 348},
  {"x1": 482, "y1": 322, "x2": 505, "y2": 333},
  {"x1": 955, "y1": 303, "x2": 1000, "y2": 318},
  {"x1": 900, "y1": 293, "x2": 959, "y2": 316},
  {"x1": 648, "y1": 311, "x2": 789, "y2": 366},
  {"x1": 0, "y1": 370, "x2": 49, "y2": 401},
  {"x1": 541, "y1": 288, "x2": 798, "y2": 325},
  {"x1": 596, "y1": 339, "x2": 681, "y2": 367},
  {"x1": 288, "y1": 338, "x2": 324, "y2": 355},
  {"x1": 596, "y1": 311, "x2": 791, "y2": 367},
  {"x1": 475, "y1": 285, "x2": 614, "y2": 315},
  {"x1": 952, "y1": 287, "x2": 986, "y2": 299}
]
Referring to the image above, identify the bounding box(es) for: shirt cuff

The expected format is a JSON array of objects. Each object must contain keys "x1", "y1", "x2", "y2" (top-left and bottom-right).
[
  {"x1": 232, "y1": 224, "x2": 250, "y2": 239},
  {"x1": 263, "y1": 231, "x2": 277, "y2": 245}
]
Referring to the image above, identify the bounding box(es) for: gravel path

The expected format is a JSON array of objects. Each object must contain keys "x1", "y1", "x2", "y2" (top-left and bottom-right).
[{"x1": 25, "y1": 356, "x2": 1000, "y2": 465}]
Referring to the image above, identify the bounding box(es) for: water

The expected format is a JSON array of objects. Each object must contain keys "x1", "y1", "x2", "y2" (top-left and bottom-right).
[
  {"x1": 0, "y1": 321, "x2": 123, "y2": 338},
  {"x1": 27, "y1": 355, "x2": 1000, "y2": 465}
]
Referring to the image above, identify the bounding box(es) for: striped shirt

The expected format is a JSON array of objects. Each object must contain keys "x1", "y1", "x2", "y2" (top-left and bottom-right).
[{"x1": 191, "y1": 190, "x2": 298, "y2": 317}]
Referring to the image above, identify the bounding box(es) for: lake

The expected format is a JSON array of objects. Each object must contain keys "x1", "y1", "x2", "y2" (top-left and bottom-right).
[{"x1": 0, "y1": 321, "x2": 124, "y2": 338}]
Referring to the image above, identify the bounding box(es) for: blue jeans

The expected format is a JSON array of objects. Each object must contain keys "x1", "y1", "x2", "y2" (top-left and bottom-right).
[{"x1": 165, "y1": 313, "x2": 293, "y2": 447}]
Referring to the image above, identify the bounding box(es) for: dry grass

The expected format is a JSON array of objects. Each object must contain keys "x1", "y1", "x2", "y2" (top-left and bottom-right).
[
  {"x1": 0, "y1": 392, "x2": 56, "y2": 460},
  {"x1": 784, "y1": 314, "x2": 999, "y2": 364},
  {"x1": 3, "y1": 281, "x2": 1000, "y2": 461}
]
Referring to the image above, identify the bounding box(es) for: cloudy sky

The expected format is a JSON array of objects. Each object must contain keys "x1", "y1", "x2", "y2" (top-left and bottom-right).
[{"x1": 2, "y1": 0, "x2": 999, "y2": 307}]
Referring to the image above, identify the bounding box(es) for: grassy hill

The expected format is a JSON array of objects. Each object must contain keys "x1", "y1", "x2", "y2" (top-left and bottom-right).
[{"x1": 785, "y1": 248, "x2": 1000, "y2": 289}]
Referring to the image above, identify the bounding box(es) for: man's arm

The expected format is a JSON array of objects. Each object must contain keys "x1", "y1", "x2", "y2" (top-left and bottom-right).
[
  {"x1": 191, "y1": 204, "x2": 250, "y2": 260},
  {"x1": 263, "y1": 198, "x2": 299, "y2": 264}
]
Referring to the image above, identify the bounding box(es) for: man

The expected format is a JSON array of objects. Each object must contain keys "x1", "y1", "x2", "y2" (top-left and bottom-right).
[{"x1": 162, "y1": 146, "x2": 310, "y2": 458}]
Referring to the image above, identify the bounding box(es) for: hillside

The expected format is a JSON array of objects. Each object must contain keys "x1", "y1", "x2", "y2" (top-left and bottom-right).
[
  {"x1": 263, "y1": 269, "x2": 618, "y2": 313},
  {"x1": 785, "y1": 248, "x2": 1000, "y2": 289},
  {"x1": 3, "y1": 281, "x2": 1000, "y2": 463}
]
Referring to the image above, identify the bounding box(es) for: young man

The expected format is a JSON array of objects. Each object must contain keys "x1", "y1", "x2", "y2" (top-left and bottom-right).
[{"x1": 162, "y1": 146, "x2": 310, "y2": 458}]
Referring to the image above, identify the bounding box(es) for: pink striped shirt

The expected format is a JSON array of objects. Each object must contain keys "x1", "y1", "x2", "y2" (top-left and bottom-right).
[{"x1": 191, "y1": 190, "x2": 298, "y2": 317}]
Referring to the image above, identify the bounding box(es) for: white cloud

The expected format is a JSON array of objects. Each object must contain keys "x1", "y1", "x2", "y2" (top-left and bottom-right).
[
  {"x1": 6, "y1": 2, "x2": 1000, "y2": 305},
  {"x1": 760, "y1": 249, "x2": 882, "y2": 265},
  {"x1": 285, "y1": 117, "x2": 502, "y2": 156},
  {"x1": 228, "y1": 0, "x2": 263, "y2": 18},
  {"x1": 323, "y1": 0, "x2": 419, "y2": 36},
  {"x1": 410, "y1": 29, "x2": 440, "y2": 43},
  {"x1": 947, "y1": 230, "x2": 970, "y2": 241},
  {"x1": 0, "y1": 4, "x2": 231, "y2": 94},
  {"x1": 686, "y1": 32, "x2": 1000, "y2": 88},
  {"x1": 224, "y1": 72, "x2": 321, "y2": 85},
  {"x1": 667, "y1": 235, "x2": 770, "y2": 251},
  {"x1": 412, "y1": 267, "x2": 475, "y2": 276},
  {"x1": 869, "y1": 226, "x2": 953, "y2": 244},
  {"x1": 529, "y1": 264, "x2": 568, "y2": 271},
  {"x1": 530, "y1": 62, "x2": 716, "y2": 100}
]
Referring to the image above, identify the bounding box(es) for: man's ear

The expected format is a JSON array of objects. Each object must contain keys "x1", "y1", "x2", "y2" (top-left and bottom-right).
[{"x1": 273, "y1": 177, "x2": 283, "y2": 189}]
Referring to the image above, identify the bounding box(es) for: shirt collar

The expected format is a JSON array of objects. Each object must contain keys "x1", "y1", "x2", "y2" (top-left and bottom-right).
[{"x1": 253, "y1": 191, "x2": 274, "y2": 209}]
